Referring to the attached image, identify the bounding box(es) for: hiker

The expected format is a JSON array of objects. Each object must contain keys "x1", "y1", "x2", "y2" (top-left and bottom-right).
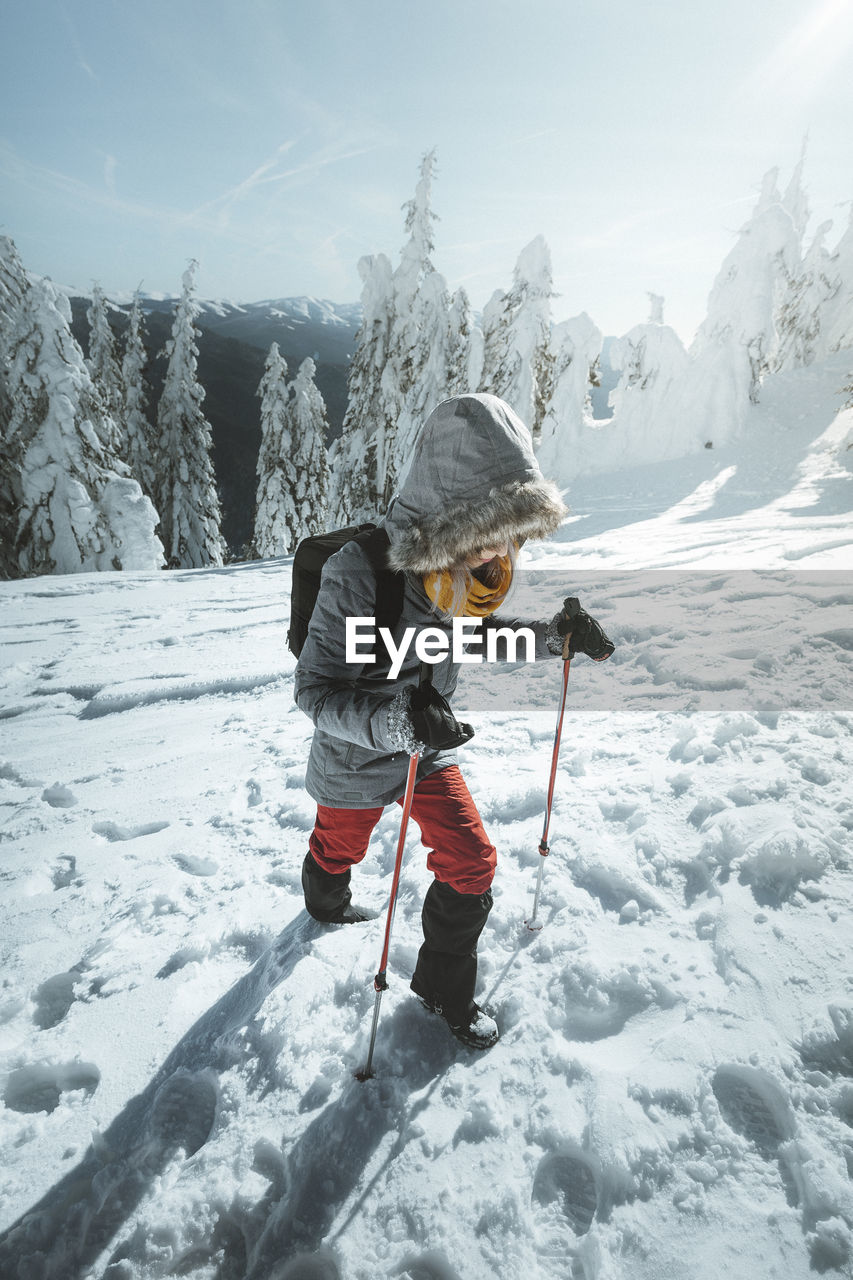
[{"x1": 294, "y1": 393, "x2": 614, "y2": 1048}]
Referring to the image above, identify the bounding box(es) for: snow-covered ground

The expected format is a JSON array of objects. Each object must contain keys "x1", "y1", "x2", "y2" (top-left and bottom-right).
[{"x1": 1, "y1": 356, "x2": 852, "y2": 1280}]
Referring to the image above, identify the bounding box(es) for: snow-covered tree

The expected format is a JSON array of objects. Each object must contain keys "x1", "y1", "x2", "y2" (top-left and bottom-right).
[
  {"x1": 154, "y1": 261, "x2": 226, "y2": 568},
  {"x1": 254, "y1": 343, "x2": 292, "y2": 557},
  {"x1": 384, "y1": 149, "x2": 457, "y2": 489},
  {"x1": 669, "y1": 168, "x2": 802, "y2": 450},
  {"x1": 536, "y1": 313, "x2": 603, "y2": 486},
  {"x1": 86, "y1": 283, "x2": 126, "y2": 458},
  {"x1": 287, "y1": 355, "x2": 330, "y2": 531},
  {"x1": 0, "y1": 236, "x2": 30, "y2": 577},
  {"x1": 334, "y1": 150, "x2": 461, "y2": 516},
  {"x1": 330, "y1": 251, "x2": 395, "y2": 524},
  {"x1": 7, "y1": 275, "x2": 163, "y2": 576},
  {"x1": 479, "y1": 235, "x2": 554, "y2": 438},
  {"x1": 122, "y1": 292, "x2": 158, "y2": 503},
  {"x1": 254, "y1": 347, "x2": 329, "y2": 557},
  {"x1": 695, "y1": 169, "x2": 800, "y2": 402},
  {"x1": 813, "y1": 204, "x2": 853, "y2": 358},
  {"x1": 774, "y1": 221, "x2": 837, "y2": 370},
  {"x1": 607, "y1": 296, "x2": 689, "y2": 422},
  {"x1": 447, "y1": 286, "x2": 481, "y2": 394}
]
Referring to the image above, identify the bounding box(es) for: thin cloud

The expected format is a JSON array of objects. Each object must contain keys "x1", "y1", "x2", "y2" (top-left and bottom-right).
[
  {"x1": 185, "y1": 136, "x2": 385, "y2": 233},
  {"x1": 56, "y1": 0, "x2": 98, "y2": 81}
]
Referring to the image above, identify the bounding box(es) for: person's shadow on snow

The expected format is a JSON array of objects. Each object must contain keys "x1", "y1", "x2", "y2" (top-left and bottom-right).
[
  {"x1": 224, "y1": 997, "x2": 456, "y2": 1280},
  {"x1": 0, "y1": 914, "x2": 455, "y2": 1280}
]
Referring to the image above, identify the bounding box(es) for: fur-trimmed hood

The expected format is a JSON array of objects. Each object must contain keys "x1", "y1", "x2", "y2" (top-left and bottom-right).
[{"x1": 384, "y1": 394, "x2": 567, "y2": 573}]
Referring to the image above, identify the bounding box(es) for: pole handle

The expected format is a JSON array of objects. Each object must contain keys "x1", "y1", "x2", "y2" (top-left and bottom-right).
[{"x1": 562, "y1": 631, "x2": 572, "y2": 661}]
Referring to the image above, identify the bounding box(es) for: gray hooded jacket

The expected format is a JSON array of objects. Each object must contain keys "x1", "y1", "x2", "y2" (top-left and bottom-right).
[{"x1": 294, "y1": 394, "x2": 567, "y2": 808}]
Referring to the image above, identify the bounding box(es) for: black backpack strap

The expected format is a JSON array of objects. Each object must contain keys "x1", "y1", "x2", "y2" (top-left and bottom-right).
[{"x1": 353, "y1": 526, "x2": 405, "y2": 641}]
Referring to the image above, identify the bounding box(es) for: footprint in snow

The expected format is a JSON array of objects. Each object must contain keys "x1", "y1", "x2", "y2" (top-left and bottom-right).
[
  {"x1": 799, "y1": 1004, "x2": 853, "y2": 1079},
  {"x1": 3, "y1": 1060, "x2": 100, "y2": 1114},
  {"x1": 532, "y1": 1152, "x2": 598, "y2": 1236},
  {"x1": 32, "y1": 969, "x2": 82, "y2": 1029},
  {"x1": 711, "y1": 1065, "x2": 793, "y2": 1160},
  {"x1": 267, "y1": 1252, "x2": 341, "y2": 1279},
  {"x1": 712, "y1": 1065, "x2": 800, "y2": 1207},
  {"x1": 391, "y1": 1252, "x2": 463, "y2": 1279},
  {"x1": 92, "y1": 819, "x2": 170, "y2": 842},
  {"x1": 42, "y1": 783, "x2": 78, "y2": 808},
  {"x1": 147, "y1": 1070, "x2": 218, "y2": 1159},
  {"x1": 51, "y1": 854, "x2": 82, "y2": 889},
  {"x1": 171, "y1": 852, "x2": 219, "y2": 876}
]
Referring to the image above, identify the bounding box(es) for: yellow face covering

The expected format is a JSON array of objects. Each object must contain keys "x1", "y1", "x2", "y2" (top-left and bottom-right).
[{"x1": 423, "y1": 554, "x2": 514, "y2": 617}]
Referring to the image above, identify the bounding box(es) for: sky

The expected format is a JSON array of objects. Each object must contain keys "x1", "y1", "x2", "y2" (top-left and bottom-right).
[{"x1": 2, "y1": 0, "x2": 853, "y2": 343}]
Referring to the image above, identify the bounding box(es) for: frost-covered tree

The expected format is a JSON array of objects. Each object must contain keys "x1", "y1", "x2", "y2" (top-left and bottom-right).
[
  {"x1": 7, "y1": 275, "x2": 163, "y2": 576},
  {"x1": 536, "y1": 313, "x2": 603, "y2": 486},
  {"x1": 671, "y1": 168, "x2": 801, "y2": 449},
  {"x1": 774, "y1": 221, "x2": 837, "y2": 370},
  {"x1": 254, "y1": 347, "x2": 329, "y2": 556},
  {"x1": 335, "y1": 151, "x2": 461, "y2": 516},
  {"x1": 0, "y1": 236, "x2": 31, "y2": 577},
  {"x1": 693, "y1": 169, "x2": 800, "y2": 404},
  {"x1": 607, "y1": 296, "x2": 689, "y2": 418},
  {"x1": 813, "y1": 204, "x2": 853, "y2": 358},
  {"x1": 287, "y1": 356, "x2": 329, "y2": 530},
  {"x1": 122, "y1": 292, "x2": 158, "y2": 503},
  {"x1": 447, "y1": 286, "x2": 481, "y2": 394},
  {"x1": 330, "y1": 251, "x2": 395, "y2": 523},
  {"x1": 154, "y1": 261, "x2": 226, "y2": 568},
  {"x1": 384, "y1": 149, "x2": 457, "y2": 489},
  {"x1": 254, "y1": 343, "x2": 292, "y2": 557},
  {"x1": 479, "y1": 235, "x2": 554, "y2": 438},
  {"x1": 86, "y1": 283, "x2": 126, "y2": 457}
]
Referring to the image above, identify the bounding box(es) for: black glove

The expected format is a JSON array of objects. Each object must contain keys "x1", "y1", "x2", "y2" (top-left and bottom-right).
[
  {"x1": 554, "y1": 597, "x2": 615, "y2": 661},
  {"x1": 409, "y1": 682, "x2": 475, "y2": 750}
]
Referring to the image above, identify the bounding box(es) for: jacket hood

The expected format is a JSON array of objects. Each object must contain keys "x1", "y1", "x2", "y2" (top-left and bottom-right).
[{"x1": 384, "y1": 394, "x2": 567, "y2": 573}]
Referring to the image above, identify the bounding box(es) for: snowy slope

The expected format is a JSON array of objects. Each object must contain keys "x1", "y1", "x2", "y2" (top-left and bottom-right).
[{"x1": 1, "y1": 357, "x2": 852, "y2": 1280}]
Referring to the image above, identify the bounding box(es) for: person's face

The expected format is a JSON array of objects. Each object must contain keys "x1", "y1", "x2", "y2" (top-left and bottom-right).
[{"x1": 464, "y1": 541, "x2": 509, "y2": 568}]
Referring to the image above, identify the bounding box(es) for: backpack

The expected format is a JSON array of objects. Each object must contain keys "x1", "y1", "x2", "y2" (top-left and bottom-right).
[{"x1": 287, "y1": 523, "x2": 406, "y2": 659}]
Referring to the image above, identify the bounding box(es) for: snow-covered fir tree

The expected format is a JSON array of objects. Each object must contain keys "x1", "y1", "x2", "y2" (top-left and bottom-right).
[
  {"x1": 122, "y1": 292, "x2": 159, "y2": 504},
  {"x1": 86, "y1": 283, "x2": 126, "y2": 458},
  {"x1": 253, "y1": 348, "x2": 330, "y2": 557},
  {"x1": 606, "y1": 295, "x2": 689, "y2": 428},
  {"x1": 384, "y1": 149, "x2": 458, "y2": 490},
  {"x1": 287, "y1": 356, "x2": 329, "y2": 534},
  {"x1": 154, "y1": 261, "x2": 226, "y2": 568},
  {"x1": 774, "y1": 220, "x2": 837, "y2": 371},
  {"x1": 479, "y1": 235, "x2": 554, "y2": 438},
  {"x1": 447, "y1": 287, "x2": 482, "y2": 394},
  {"x1": 333, "y1": 153, "x2": 464, "y2": 516},
  {"x1": 536, "y1": 312, "x2": 603, "y2": 486},
  {"x1": 330, "y1": 252, "x2": 395, "y2": 524},
  {"x1": 812, "y1": 203, "x2": 853, "y2": 359},
  {"x1": 671, "y1": 167, "x2": 801, "y2": 449},
  {"x1": 0, "y1": 236, "x2": 31, "y2": 577},
  {"x1": 254, "y1": 343, "x2": 290, "y2": 556},
  {"x1": 6, "y1": 274, "x2": 163, "y2": 576}
]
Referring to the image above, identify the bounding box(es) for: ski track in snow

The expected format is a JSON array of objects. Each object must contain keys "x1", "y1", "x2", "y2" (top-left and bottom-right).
[{"x1": 0, "y1": 374, "x2": 852, "y2": 1279}]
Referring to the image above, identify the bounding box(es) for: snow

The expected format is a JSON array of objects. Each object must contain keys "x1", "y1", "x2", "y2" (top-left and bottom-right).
[{"x1": 1, "y1": 356, "x2": 852, "y2": 1279}]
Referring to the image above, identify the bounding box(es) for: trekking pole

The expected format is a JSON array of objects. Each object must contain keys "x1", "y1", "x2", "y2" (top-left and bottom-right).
[
  {"x1": 527, "y1": 631, "x2": 572, "y2": 931},
  {"x1": 357, "y1": 749, "x2": 420, "y2": 1081}
]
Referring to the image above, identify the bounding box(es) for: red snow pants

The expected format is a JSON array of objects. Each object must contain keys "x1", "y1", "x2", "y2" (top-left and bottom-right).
[{"x1": 308, "y1": 765, "x2": 497, "y2": 895}]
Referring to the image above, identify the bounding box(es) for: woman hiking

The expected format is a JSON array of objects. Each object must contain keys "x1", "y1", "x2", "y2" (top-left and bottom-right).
[{"x1": 294, "y1": 393, "x2": 614, "y2": 1049}]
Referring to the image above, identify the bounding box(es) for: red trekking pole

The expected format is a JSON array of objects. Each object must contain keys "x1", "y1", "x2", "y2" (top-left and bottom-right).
[
  {"x1": 527, "y1": 628, "x2": 573, "y2": 932},
  {"x1": 357, "y1": 749, "x2": 420, "y2": 1080}
]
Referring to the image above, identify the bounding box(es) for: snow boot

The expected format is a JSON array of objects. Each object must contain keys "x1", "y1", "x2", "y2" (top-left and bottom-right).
[
  {"x1": 410, "y1": 879, "x2": 495, "y2": 1045},
  {"x1": 415, "y1": 993, "x2": 499, "y2": 1050},
  {"x1": 301, "y1": 852, "x2": 367, "y2": 924}
]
